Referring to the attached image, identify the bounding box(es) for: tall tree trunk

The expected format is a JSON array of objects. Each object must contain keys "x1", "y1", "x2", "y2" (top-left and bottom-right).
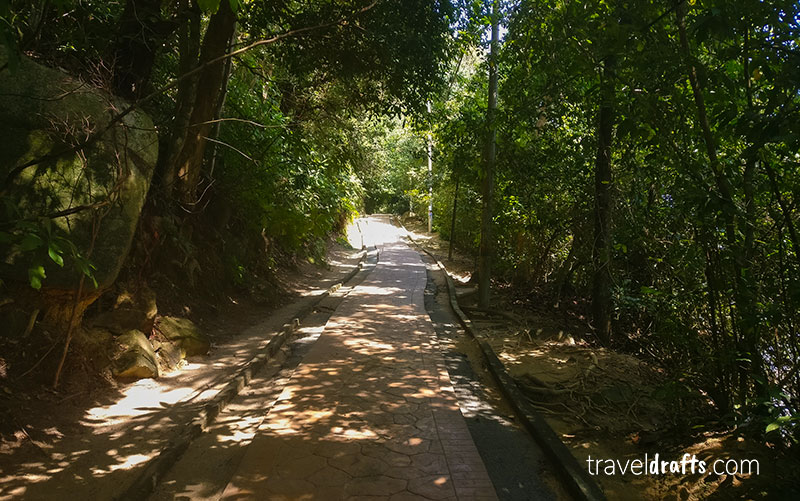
[
  {"x1": 449, "y1": 175, "x2": 459, "y2": 261},
  {"x1": 591, "y1": 55, "x2": 615, "y2": 345},
  {"x1": 704, "y1": 241, "x2": 730, "y2": 413},
  {"x1": 740, "y1": 25, "x2": 762, "y2": 400},
  {"x1": 159, "y1": 0, "x2": 201, "y2": 195},
  {"x1": 207, "y1": 24, "x2": 237, "y2": 181},
  {"x1": 112, "y1": 0, "x2": 170, "y2": 100},
  {"x1": 478, "y1": 0, "x2": 499, "y2": 309},
  {"x1": 173, "y1": 0, "x2": 237, "y2": 203},
  {"x1": 677, "y1": 4, "x2": 763, "y2": 403}
]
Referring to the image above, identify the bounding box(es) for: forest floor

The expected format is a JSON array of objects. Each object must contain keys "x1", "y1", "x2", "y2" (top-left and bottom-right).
[
  {"x1": 401, "y1": 217, "x2": 799, "y2": 501},
  {"x1": 0, "y1": 227, "x2": 365, "y2": 500}
]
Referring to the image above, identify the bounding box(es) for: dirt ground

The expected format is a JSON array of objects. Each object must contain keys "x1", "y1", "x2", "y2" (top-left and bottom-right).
[
  {"x1": 0, "y1": 224, "x2": 364, "y2": 501},
  {"x1": 401, "y1": 217, "x2": 799, "y2": 501}
]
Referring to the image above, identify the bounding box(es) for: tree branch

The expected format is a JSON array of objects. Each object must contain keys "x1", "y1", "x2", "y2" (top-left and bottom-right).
[
  {"x1": 1, "y1": 1, "x2": 378, "y2": 196},
  {"x1": 0, "y1": 200, "x2": 114, "y2": 228}
]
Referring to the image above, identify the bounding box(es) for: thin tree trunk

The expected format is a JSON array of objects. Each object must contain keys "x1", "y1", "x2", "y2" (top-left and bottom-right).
[
  {"x1": 173, "y1": 0, "x2": 237, "y2": 203},
  {"x1": 159, "y1": 0, "x2": 201, "y2": 196},
  {"x1": 478, "y1": 0, "x2": 499, "y2": 309},
  {"x1": 743, "y1": 28, "x2": 756, "y2": 261},
  {"x1": 207, "y1": 24, "x2": 237, "y2": 181},
  {"x1": 740, "y1": 25, "x2": 762, "y2": 400},
  {"x1": 705, "y1": 241, "x2": 730, "y2": 413},
  {"x1": 449, "y1": 175, "x2": 459, "y2": 261},
  {"x1": 554, "y1": 233, "x2": 577, "y2": 306},
  {"x1": 591, "y1": 55, "x2": 615, "y2": 345},
  {"x1": 677, "y1": 4, "x2": 763, "y2": 403}
]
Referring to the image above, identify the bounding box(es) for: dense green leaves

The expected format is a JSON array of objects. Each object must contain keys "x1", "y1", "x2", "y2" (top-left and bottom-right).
[{"x1": 419, "y1": 0, "x2": 800, "y2": 445}]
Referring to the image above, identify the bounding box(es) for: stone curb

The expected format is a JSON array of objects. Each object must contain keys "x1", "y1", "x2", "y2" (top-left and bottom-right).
[
  {"x1": 117, "y1": 244, "x2": 374, "y2": 501},
  {"x1": 397, "y1": 221, "x2": 606, "y2": 501}
]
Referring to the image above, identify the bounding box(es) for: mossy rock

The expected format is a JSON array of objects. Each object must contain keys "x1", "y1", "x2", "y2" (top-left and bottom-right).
[
  {"x1": 0, "y1": 48, "x2": 157, "y2": 293},
  {"x1": 156, "y1": 316, "x2": 210, "y2": 357},
  {"x1": 112, "y1": 329, "x2": 159, "y2": 380}
]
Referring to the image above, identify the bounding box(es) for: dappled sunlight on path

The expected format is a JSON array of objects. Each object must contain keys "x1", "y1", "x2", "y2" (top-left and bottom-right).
[
  {"x1": 221, "y1": 215, "x2": 497, "y2": 500},
  {"x1": 0, "y1": 230, "x2": 368, "y2": 501}
]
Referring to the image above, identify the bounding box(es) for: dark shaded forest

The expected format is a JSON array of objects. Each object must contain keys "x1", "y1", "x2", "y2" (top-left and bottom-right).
[{"x1": 1, "y1": 0, "x2": 799, "y2": 498}]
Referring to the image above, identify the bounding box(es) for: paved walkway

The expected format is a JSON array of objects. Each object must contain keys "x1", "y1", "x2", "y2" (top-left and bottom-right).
[{"x1": 220, "y1": 216, "x2": 498, "y2": 500}]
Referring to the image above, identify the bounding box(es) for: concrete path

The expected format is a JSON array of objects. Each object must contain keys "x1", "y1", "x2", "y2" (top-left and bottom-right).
[{"x1": 220, "y1": 216, "x2": 498, "y2": 500}]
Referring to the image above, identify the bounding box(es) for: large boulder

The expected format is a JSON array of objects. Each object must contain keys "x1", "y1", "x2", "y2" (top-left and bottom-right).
[
  {"x1": 155, "y1": 316, "x2": 210, "y2": 356},
  {"x1": 112, "y1": 329, "x2": 160, "y2": 380},
  {"x1": 0, "y1": 49, "x2": 158, "y2": 332}
]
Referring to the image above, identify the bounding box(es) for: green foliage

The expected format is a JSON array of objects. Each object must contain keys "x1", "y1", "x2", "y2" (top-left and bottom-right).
[
  {"x1": 414, "y1": 0, "x2": 800, "y2": 446},
  {"x1": 357, "y1": 118, "x2": 427, "y2": 214},
  {"x1": 0, "y1": 0, "x2": 20, "y2": 70},
  {"x1": 242, "y1": 0, "x2": 455, "y2": 116},
  {"x1": 0, "y1": 216, "x2": 97, "y2": 290},
  {"x1": 7, "y1": 0, "x2": 123, "y2": 72},
  {"x1": 196, "y1": 0, "x2": 240, "y2": 14},
  {"x1": 209, "y1": 50, "x2": 361, "y2": 262}
]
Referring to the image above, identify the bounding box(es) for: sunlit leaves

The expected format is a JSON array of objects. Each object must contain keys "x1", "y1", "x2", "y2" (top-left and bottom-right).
[
  {"x1": 27, "y1": 264, "x2": 45, "y2": 290},
  {"x1": 197, "y1": 0, "x2": 221, "y2": 14}
]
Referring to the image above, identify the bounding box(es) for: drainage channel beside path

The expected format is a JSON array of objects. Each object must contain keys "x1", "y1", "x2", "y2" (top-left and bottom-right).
[
  {"x1": 148, "y1": 215, "x2": 574, "y2": 500},
  {"x1": 421, "y1": 251, "x2": 566, "y2": 501},
  {"x1": 400, "y1": 220, "x2": 605, "y2": 501},
  {"x1": 147, "y1": 240, "x2": 379, "y2": 501}
]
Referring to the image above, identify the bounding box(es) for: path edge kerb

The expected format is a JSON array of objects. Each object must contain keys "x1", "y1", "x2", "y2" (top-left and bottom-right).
[
  {"x1": 397, "y1": 220, "x2": 606, "y2": 501},
  {"x1": 117, "y1": 243, "x2": 376, "y2": 501}
]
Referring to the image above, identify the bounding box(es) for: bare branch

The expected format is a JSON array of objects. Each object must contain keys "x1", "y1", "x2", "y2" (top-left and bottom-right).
[
  {"x1": 202, "y1": 135, "x2": 257, "y2": 164},
  {"x1": 0, "y1": 200, "x2": 114, "y2": 228},
  {"x1": 191, "y1": 117, "x2": 285, "y2": 129}
]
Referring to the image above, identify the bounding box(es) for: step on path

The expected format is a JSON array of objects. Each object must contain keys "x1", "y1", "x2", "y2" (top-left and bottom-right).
[{"x1": 221, "y1": 216, "x2": 498, "y2": 500}]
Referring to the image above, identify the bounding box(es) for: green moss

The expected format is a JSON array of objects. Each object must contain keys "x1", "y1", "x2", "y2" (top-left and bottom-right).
[{"x1": 0, "y1": 52, "x2": 158, "y2": 292}]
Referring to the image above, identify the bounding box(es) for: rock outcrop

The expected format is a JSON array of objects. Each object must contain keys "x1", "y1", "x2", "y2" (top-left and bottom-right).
[
  {"x1": 0, "y1": 49, "x2": 158, "y2": 333},
  {"x1": 112, "y1": 329, "x2": 160, "y2": 379},
  {"x1": 155, "y1": 316, "x2": 211, "y2": 357}
]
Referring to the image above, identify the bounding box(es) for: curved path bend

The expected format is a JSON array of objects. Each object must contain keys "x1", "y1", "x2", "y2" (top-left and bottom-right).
[{"x1": 220, "y1": 216, "x2": 498, "y2": 500}]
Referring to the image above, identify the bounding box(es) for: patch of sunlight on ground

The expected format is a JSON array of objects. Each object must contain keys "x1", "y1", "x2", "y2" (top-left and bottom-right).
[
  {"x1": 350, "y1": 285, "x2": 403, "y2": 296},
  {"x1": 219, "y1": 429, "x2": 257, "y2": 444},
  {"x1": 343, "y1": 338, "x2": 394, "y2": 351},
  {"x1": 389, "y1": 313, "x2": 418, "y2": 321},
  {"x1": 92, "y1": 453, "x2": 152, "y2": 474},
  {"x1": 404, "y1": 226, "x2": 433, "y2": 245},
  {"x1": 4, "y1": 485, "x2": 27, "y2": 497},
  {"x1": 86, "y1": 382, "x2": 193, "y2": 422},
  {"x1": 362, "y1": 216, "x2": 406, "y2": 248},
  {"x1": 331, "y1": 426, "x2": 378, "y2": 440}
]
